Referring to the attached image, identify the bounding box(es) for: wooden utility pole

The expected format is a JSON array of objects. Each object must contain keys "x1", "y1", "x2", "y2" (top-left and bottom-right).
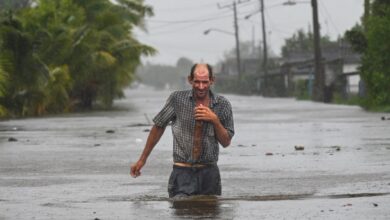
[
  {"x1": 260, "y1": 0, "x2": 268, "y2": 94},
  {"x1": 233, "y1": 1, "x2": 242, "y2": 79},
  {"x1": 363, "y1": 0, "x2": 370, "y2": 30},
  {"x1": 311, "y1": 0, "x2": 324, "y2": 102},
  {"x1": 218, "y1": 0, "x2": 248, "y2": 79}
]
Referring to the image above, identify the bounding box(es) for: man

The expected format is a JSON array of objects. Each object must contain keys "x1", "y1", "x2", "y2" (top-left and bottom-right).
[{"x1": 130, "y1": 63, "x2": 234, "y2": 198}]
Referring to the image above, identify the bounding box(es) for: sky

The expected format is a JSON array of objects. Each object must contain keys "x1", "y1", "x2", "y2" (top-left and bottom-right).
[{"x1": 135, "y1": 0, "x2": 364, "y2": 66}]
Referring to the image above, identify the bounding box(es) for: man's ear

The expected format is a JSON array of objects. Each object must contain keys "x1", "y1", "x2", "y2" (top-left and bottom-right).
[
  {"x1": 187, "y1": 76, "x2": 193, "y2": 84},
  {"x1": 210, "y1": 76, "x2": 215, "y2": 85}
]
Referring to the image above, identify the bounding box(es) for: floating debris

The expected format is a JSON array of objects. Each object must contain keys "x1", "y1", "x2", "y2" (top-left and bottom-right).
[
  {"x1": 373, "y1": 203, "x2": 378, "y2": 207},
  {"x1": 143, "y1": 128, "x2": 151, "y2": 132},
  {"x1": 294, "y1": 145, "x2": 304, "y2": 151},
  {"x1": 127, "y1": 123, "x2": 151, "y2": 127},
  {"x1": 265, "y1": 152, "x2": 273, "y2": 156},
  {"x1": 331, "y1": 146, "x2": 341, "y2": 151},
  {"x1": 8, "y1": 137, "x2": 18, "y2": 142},
  {"x1": 106, "y1": 130, "x2": 115, "y2": 134}
]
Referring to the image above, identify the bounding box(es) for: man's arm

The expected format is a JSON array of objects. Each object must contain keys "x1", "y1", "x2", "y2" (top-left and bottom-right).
[
  {"x1": 195, "y1": 104, "x2": 232, "y2": 147},
  {"x1": 130, "y1": 125, "x2": 166, "y2": 177}
]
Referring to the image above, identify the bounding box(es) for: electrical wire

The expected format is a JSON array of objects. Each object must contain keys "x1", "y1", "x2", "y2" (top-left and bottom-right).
[{"x1": 318, "y1": 0, "x2": 340, "y2": 36}]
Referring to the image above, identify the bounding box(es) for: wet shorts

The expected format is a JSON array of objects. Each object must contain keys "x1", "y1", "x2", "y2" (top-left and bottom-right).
[{"x1": 168, "y1": 164, "x2": 221, "y2": 198}]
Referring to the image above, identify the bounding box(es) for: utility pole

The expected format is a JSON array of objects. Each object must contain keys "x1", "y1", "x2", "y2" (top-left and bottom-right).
[
  {"x1": 363, "y1": 0, "x2": 370, "y2": 31},
  {"x1": 218, "y1": 0, "x2": 247, "y2": 79},
  {"x1": 260, "y1": 0, "x2": 268, "y2": 94},
  {"x1": 233, "y1": 1, "x2": 242, "y2": 79},
  {"x1": 311, "y1": 0, "x2": 324, "y2": 102}
]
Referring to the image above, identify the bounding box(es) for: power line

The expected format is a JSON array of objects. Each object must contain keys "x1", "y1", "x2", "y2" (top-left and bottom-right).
[
  {"x1": 144, "y1": 13, "x2": 234, "y2": 34},
  {"x1": 154, "y1": 2, "x2": 226, "y2": 12},
  {"x1": 318, "y1": 0, "x2": 340, "y2": 36},
  {"x1": 146, "y1": 13, "x2": 232, "y2": 24}
]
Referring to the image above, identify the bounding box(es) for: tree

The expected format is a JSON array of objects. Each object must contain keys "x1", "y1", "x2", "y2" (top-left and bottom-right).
[
  {"x1": 345, "y1": 0, "x2": 390, "y2": 110},
  {"x1": 66, "y1": 0, "x2": 156, "y2": 108},
  {"x1": 223, "y1": 41, "x2": 268, "y2": 60},
  {"x1": 345, "y1": 24, "x2": 366, "y2": 54},
  {"x1": 359, "y1": 0, "x2": 390, "y2": 109},
  {"x1": 0, "y1": 64, "x2": 6, "y2": 116},
  {"x1": 0, "y1": 0, "x2": 31, "y2": 10},
  {"x1": 0, "y1": 0, "x2": 156, "y2": 116},
  {"x1": 281, "y1": 29, "x2": 333, "y2": 58}
]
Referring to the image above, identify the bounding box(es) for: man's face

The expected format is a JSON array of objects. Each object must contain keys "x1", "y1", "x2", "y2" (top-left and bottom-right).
[{"x1": 189, "y1": 64, "x2": 214, "y2": 99}]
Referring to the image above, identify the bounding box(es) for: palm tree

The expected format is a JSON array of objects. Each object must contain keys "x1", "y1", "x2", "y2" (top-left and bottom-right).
[
  {"x1": 0, "y1": 0, "x2": 156, "y2": 116},
  {"x1": 68, "y1": 0, "x2": 156, "y2": 108}
]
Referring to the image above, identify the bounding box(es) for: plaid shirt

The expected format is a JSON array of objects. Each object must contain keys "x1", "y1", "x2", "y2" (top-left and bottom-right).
[{"x1": 153, "y1": 89, "x2": 234, "y2": 164}]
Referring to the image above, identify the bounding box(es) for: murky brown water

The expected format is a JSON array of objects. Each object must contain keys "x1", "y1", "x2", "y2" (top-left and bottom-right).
[{"x1": 1, "y1": 86, "x2": 390, "y2": 219}]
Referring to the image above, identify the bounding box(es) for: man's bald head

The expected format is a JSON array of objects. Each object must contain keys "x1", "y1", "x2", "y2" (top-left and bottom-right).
[{"x1": 189, "y1": 63, "x2": 213, "y2": 80}]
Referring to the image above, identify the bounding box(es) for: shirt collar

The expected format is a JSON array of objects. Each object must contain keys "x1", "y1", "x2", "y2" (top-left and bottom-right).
[{"x1": 188, "y1": 89, "x2": 219, "y2": 107}]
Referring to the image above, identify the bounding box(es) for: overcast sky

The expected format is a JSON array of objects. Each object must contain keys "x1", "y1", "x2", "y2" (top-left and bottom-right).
[{"x1": 135, "y1": 0, "x2": 364, "y2": 66}]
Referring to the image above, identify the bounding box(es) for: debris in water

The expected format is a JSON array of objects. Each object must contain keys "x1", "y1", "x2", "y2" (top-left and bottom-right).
[
  {"x1": 265, "y1": 152, "x2": 273, "y2": 156},
  {"x1": 373, "y1": 203, "x2": 378, "y2": 207},
  {"x1": 8, "y1": 137, "x2": 17, "y2": 142},
  {"x1": 106, "y1": 130, "x2": 115, "y2": 133},
  {"x1": 331, "y1": 146, "x2": 341, "y2": 151},
  {"x1": 127, "y1": 123, "x2": 151, "y2": 127},
  {"x1": 294, "y1": 145, "x2": 304, "y2": 151}
]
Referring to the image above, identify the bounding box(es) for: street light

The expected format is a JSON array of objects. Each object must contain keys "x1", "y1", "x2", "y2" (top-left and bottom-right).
[
  {"x1": 282, "y1": 0, "x2": 297, "y2": 6},
  {"x1": 282, "y1": 0, "x2": 310, "y2": 6},
  {"x1": 203, "y1": 28, "x2": 234, "y2": 36},
  {"x1": 203, "y1": 28, "x2": 241, "y2": 79}
]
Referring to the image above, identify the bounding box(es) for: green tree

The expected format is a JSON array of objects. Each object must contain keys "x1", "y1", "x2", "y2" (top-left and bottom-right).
[
  {"x1": 282, "y1": 29, "x2": 333, "y2": 58},
  {"x1": 0, "y1": 0, "x2": 31, "y2": 10},
  {"x1": 345, "y1": 0, "x2": 390, "y2": 110},
  {"x1": 0, "y1": 64, "x2": 7, "y2": 116},
  {"x1": 65, "y1": 0, "x2": 156, "y2": 108},
  {"x1": 0, "y1": 0, "x2": 155, "y2": 116},
  {"x1": 345, "y1": 24, "x2": 366, "y2": 53},
  {"x1": 0, "y1": 1, "x2": 78, "y2": 116},
  {"x1": 360, "y1": 0, "x2": 390, "y2": 109},
  {"x1": 0, "y1": 15, "x2": 52, "y2": 116}
]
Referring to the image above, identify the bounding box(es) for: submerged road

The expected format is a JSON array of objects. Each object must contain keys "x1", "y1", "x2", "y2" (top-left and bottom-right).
[{"x1": 1, "y1": 86, "x2": 390, "y2": 219}]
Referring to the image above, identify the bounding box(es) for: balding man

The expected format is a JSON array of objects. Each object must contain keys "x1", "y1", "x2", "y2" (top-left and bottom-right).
[{"x1": 130, "y1": 63, "x2": 235, "y2": 198}]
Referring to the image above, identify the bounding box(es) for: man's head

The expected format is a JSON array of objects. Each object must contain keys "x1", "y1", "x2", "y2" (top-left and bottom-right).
[{"x1": 188, "y1": 63, "x2": 215, "y2": 99}]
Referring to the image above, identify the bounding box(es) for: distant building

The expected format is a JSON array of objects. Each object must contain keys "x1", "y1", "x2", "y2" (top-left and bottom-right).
[
  {"x1": 216, "y1": 41, "x2": 362, "y2": 99},
  {"x1": 279, "y1": 41, "x2": 362, "y2": 98}
]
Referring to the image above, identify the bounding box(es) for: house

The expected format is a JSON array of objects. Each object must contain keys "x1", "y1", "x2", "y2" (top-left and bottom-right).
[{"x1": 279, "y1": 41, "x2": 362, "y2": 98}]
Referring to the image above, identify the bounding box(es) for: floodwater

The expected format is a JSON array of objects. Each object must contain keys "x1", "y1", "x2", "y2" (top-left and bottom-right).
[{"x1": 1, "y1": 86, "x2": 390, "y2": 219}]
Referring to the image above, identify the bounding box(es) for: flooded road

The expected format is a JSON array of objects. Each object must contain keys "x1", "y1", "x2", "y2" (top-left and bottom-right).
[{"x1": 1, "y1": 86, "x2": 390, "y2": 219}]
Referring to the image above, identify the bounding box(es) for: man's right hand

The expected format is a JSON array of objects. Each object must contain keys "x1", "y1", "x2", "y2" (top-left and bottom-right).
[{"x1": 130, "y1": 160, "x2": 145, "y2": 178}]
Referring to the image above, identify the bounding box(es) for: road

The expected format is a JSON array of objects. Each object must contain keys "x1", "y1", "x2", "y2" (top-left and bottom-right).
[{"x1": 1, "y1": 86, "x2": 390, "y2": 219}]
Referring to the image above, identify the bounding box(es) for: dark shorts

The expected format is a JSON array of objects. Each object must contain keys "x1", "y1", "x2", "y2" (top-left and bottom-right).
[{"x1": 168, "y1": 164, "x2": 221, "y2": 198}]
